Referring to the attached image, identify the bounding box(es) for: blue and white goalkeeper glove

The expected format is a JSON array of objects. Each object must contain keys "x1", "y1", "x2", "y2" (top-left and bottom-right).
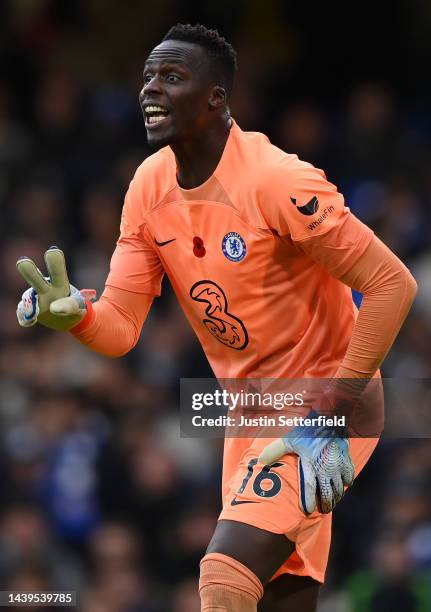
[
  {"x1": 259, "y1": 409, "x2": 354, "y2": 515},
  {"x1": 16, "y1": 247, "x2": 95, "y2": 331}
]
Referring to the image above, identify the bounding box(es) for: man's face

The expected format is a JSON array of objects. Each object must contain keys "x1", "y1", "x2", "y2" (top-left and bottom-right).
[{"x1": 140, "y1": 40, "x2": 217, "y2": 149}]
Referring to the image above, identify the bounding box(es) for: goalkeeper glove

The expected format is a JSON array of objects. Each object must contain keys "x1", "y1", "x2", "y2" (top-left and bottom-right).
[
  {"x1": 259, "y1": 409, "x2": 354, "y2": 515},
  {"x1": 16, "y1": 246, "x2": 95, "y2": 331}
]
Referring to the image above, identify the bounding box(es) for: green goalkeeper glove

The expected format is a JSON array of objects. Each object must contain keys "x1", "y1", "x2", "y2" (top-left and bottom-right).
[{"x1": 16, "y1": 246, "x2": 95, "y2": 331}]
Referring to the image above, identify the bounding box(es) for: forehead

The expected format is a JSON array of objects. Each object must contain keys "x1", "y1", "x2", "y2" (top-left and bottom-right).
[{"x1": 144, "y1": 40, "x2": 207, "y2": 70}]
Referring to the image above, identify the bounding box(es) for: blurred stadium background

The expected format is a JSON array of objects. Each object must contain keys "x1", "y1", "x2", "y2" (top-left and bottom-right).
[{"x1": 1, "y1": 1, "x2": 431, "y2": 610}]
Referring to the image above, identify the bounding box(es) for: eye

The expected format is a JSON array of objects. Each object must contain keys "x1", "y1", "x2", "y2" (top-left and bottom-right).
[
  {"x1": 166, "y1": 74, "x2": 181, "y2": 83},
  {"x1": 143, "y1": 74, "x2": 153, "y2": 84}
]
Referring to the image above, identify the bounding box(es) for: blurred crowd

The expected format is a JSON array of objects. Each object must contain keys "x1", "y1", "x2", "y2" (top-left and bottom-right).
[{"x1": 1, "y1": 1, "x2": 431, "y2": 611}]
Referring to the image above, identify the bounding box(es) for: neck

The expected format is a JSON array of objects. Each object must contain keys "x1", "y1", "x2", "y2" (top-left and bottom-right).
[{"x1": 172, "y1": 113, "x2": 232, "y2": 189}]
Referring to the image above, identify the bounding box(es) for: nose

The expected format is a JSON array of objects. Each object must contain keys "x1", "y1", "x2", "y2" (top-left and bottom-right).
[
  {"x1": 139, "y1": 87, "x2": 146, "y2": 107},
  {"x1": 142, "y1": 75, "x2": 163, "y2": 96}
]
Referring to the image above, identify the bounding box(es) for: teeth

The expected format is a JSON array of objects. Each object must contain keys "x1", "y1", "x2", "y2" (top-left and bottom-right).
[
  {"x1": 147, "y1": 115, "x2": 167, "y2": 124},
  {"x1": 145, "y1": 105, "x2": 168, "y2": 113}
]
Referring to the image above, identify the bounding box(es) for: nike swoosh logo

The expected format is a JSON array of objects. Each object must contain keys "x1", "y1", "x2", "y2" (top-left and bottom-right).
[
  {"x1": 230, "y1": 497, "x2": 259, "y2": 506},
  {"x1": 155, "y1": 238, "x2": 176, "y2": 247}
]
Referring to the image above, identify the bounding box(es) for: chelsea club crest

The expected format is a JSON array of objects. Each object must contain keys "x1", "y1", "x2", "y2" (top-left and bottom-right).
[{"x1": 222, "y1": 232, "x2": 247, "y2": 262}]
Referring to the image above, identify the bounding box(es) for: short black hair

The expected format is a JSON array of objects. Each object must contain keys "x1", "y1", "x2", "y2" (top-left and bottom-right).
[{"x1": 162, "y1": 23, "x2": 237, "y2": 98}]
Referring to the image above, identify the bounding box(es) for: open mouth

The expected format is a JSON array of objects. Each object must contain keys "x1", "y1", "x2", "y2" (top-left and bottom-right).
[{"x1": 144, "y1": 105, "x2": 170, "y2": 128}]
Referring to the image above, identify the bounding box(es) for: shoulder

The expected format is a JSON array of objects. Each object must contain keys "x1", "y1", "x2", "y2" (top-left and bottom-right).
[
  {"x1": 255, "y1": 147, "x2": 340, "y2": 219},
  {"x1": 233, "y1": 128, "x2": 346, "y2": 239},
  {"x1": 130, "y1": 147, "x2": 176, "y2": 210},
  {"x1": 232, "y1": 123, "x2": 291, "y2": 167},
  {"x1": 258, "y1": 155, "x2": 346, "y2": 241},
  {"x1": 259, "y1": 151, "x2": 327, "y2": 192},
  {"x1": 120, "y1": 147, "x2": 175, "y2": 232},
  {"x1": 231, "y1": 123, "x2": 317, "y2": 188}
]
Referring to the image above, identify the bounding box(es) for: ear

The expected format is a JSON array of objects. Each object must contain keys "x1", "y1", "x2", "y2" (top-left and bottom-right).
[{"x1": 208, "y1": 86, "x2": 226, "y2": 110}]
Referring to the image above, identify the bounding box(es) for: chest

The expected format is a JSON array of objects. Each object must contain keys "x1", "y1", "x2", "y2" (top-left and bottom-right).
[{"x1": 146, "y1": 201, "x2": 285, "y2": 283}]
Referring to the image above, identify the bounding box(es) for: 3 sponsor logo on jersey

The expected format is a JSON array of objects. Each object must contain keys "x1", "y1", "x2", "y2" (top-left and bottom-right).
[
  {"x1": 222, "y1": 232, "x2": 247, "y2": 262},
  {"x1": 190, "y1": 280, "x2": 249, "y2": 350}
]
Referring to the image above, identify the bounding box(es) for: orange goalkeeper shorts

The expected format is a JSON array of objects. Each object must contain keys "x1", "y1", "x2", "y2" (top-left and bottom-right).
[{"x1": 219, "y1": 436, "x2": 378, "y2": 583}]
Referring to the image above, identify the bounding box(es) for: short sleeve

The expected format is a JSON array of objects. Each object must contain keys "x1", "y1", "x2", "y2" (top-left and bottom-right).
[
  {"x1": 259, "y1": 158, "x2": 374, "y2": 275},
  {"x1": 260, "y1": 158, "x2": 351, "y2": 240},
  {"x1": 106, "y1": 177, "x2": 165, "y2": 296}
]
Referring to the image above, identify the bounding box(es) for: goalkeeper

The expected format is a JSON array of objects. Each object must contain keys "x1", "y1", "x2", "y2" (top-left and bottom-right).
[{"x1": 17, "y1": 24, "x2": 417, "y2": 612}]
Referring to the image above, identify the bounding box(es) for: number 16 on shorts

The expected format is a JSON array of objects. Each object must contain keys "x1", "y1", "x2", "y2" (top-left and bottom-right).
[{"x1": 231, "y1": 458, "x2": 284, "y2": 505}]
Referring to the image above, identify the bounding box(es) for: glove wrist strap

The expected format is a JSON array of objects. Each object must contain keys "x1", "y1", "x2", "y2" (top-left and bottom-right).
[{"x1": 69, "y1": 299, "x2": 95, "y2": 334}]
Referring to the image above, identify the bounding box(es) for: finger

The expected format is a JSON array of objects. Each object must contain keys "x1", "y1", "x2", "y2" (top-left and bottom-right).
[
  {"x1": 16, "y1": 258, "x2": 50, "y2": 294},
  {"x1": 331, "y1": 472, "x2": 344, "y2": 505},
  {"x1": 298, "y1": 457, "x2": 317, "y2": 514},
  {"x1": 258, "y1": 438, "x2": 287, "y2": 465},
  {"x1": 341, "y1": 454, "x2": 355, "y2": 487},
  {"x1": 44, "y1": 247, "x2": 69, "y2": 290},
  {"x1": 50, "y1": 297, "x2": 81, "y2": 316},
  {"x1": 317, "y1": 474, "x2": 334, "y2": 513},
  {"x1": 339, "y1": 443, "x2": 355, "y2": 486}
]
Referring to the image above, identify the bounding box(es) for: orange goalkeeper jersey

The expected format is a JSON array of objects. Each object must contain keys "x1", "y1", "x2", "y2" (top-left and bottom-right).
[
  {"x1": 104, "y1": 119, "x2": 377, "y2": 505},
  {"x1": 106, "y1": 119, "x2": 373, "y2": 381}
]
